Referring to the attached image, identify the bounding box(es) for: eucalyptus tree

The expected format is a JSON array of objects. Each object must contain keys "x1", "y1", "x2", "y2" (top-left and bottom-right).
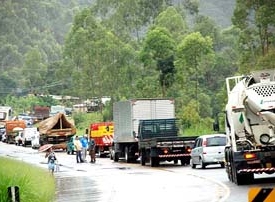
[
  {"x1": 91, "y1": 0, "x2": 173, "y2": 43},
  {"x1": 154, "y1": 6, "x2": 188, "y2": 43},
  {"x1": 64, "y1": 8, "x2": 141, "y2": 101},
  {"x1": 140, "y1": 27, "x2": 176, "y2": 97},
  {"x1": 232, "y1": 0, "x2": 275, "y2": 73},
  {"x1": 20, "y1": 48, "x2": 47, "y2": 95},
  {"x1": 175, "y1": 32, "x2": 214, "y2": 117}
]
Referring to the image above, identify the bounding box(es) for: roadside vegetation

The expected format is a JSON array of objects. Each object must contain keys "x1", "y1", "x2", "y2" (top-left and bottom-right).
[
  {"x1": 1, "y1": 1, "x2": 275, "y2": 136},
  {"x1": 0, "y1": 157, "x2": 56, "y2": 202}
]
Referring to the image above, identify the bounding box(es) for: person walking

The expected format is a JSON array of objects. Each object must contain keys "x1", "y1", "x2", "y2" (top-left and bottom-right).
[
  {"x1": 45, "y1": 147, "x2": 57, "y2": 174},
  {"x1": 80, "y1": 134, "x2": 89, "y2": 162},
  {"x1": 88, "y1": 138, "x2": 96, "y2": 163},
  {"x1": 74, "y1": 136, "x2": 83, "y2": 163}
]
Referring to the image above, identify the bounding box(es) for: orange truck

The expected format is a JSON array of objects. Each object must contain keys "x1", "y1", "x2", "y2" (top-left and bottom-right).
[
  {"x1": 89, "y1": 122, "x2": 114, "y2": 157},
  {"x1": 5, "y1": 120, "x2": 26, "y2": 144}
]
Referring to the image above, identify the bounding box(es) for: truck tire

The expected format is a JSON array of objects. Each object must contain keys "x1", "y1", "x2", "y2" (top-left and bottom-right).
[
  {"x1": 125, "y1": 147, "x2": 131, "y2": 163},
  {"x1": 140, "y1": 149, "x2": 146, "y2": 166},
  {"x1": 114, "y1": 152, "x2": 119, "y2": 162},
  {"x1": 174, "y1": 160, "x2": 178, "y2": 164},
  {"x1": 150, "y1": 157, "x2": 159, "y2": 167}
]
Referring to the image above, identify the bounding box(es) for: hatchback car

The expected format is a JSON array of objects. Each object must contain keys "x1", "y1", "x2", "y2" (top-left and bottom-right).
[{"x1": 190, "y1": 134, "x2": 226, "y2": 169}]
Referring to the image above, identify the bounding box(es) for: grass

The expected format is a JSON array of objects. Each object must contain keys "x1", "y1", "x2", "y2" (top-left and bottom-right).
[{"x1": 0, "y1": 157, "x2": 56, "y2": 202}]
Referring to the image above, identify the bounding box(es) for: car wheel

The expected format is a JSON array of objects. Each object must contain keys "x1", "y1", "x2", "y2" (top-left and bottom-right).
[{"x1": 199, "y1": 158, "x2": 206, "y2": 169}]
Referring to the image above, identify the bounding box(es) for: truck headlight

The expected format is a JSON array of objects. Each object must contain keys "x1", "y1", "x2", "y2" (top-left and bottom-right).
[{"x1": 260, "y1": 134, "x2": 270, "y2": 144}]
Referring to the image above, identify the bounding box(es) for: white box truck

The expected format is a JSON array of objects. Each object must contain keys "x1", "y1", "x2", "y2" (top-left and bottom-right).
[{"x1": 112, "y1": 99, "x2": 197, "y2": 166}]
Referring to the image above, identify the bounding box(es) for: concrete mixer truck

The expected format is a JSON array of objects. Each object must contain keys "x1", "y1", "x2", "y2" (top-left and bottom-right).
[{"x1": 224, "y1": 69, "x2": 275, "y2": 185}]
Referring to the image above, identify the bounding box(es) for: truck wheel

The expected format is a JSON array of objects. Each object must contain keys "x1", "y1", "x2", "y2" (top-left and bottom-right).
[
  {"x1": 140, "y1": 150, "x2": 146, "y2": 166},
  {"x1": 114, "y1": 152, "x2": 119, "y2": 162},
  {"x1": 125, "y1": 147, "x2": 131, "y2": 163},
  {"x1": 174, "y1": 160, "x2": 178, "y2": 164},
  {"x1": 110, "y1": 151, "x2": 114, "y2": 160},
  {"x1": 150, "y1": 157, "x2": 159, "y2": 167}
]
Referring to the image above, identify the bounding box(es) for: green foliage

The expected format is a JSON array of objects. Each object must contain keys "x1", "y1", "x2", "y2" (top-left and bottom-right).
[
  {"x1": 4, "y1": 95, "x2": 58, "y2": 115},
  {"x1": 140, "y1": 26, "x2": 176, "y2": 96},
  {"x1": 2, "y1": 0, "x2": 275, "y2": 136},
  {"x1": 232, "y1": 0, "x2": 275, "y2": 72},
  {"x1": 0, "y1": 157, "x2": 55, "y2": 202},
  {"x1": 72, "y1": 112, "x2": 103, "y2": 134}
]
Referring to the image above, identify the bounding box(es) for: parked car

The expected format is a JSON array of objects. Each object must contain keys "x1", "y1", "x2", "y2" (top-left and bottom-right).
[
  {"x1": 190, "y1": 134, "x2": 226, "y2": 169},
  {"x1": 66, "y1": 135, "x2": 76, "y2": 155}
]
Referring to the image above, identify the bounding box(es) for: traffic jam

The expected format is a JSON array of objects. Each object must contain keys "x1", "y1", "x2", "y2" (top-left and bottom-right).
[{"x1": 1, "y1": 70, "x2": 275, "y2": 202}]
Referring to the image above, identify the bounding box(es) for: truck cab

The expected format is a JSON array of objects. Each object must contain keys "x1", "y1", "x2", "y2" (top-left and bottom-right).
[{"x1": 138, "y1": 118, "x2": 196, "y2": 167}]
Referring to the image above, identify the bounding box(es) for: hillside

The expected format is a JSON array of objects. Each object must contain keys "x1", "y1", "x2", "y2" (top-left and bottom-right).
[{"x1": 198, "y1": 0, "x2": 236, "y2": 28}]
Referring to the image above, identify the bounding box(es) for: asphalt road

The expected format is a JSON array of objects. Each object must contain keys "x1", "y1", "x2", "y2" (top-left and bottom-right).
[{"x1": 1, "y1": 142, "x2": 275, "y2": 202}]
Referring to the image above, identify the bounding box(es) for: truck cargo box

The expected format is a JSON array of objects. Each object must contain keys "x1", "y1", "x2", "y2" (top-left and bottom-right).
[{"x1": 113, "y1": 99, "x2": 175, "y2": 143}]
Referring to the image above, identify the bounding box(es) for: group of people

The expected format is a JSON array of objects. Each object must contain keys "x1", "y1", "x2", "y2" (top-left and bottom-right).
[
  {"x1": 74, "y1": 134, "x2": 96, "y2": 163},
  {"x1": 45, "y1": 134, "x2": 96, "y2": 174}
]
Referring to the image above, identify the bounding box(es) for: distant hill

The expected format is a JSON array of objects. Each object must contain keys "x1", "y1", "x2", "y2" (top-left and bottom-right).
[{"x1": 198, "y1": 0, "x2": 236, "y2": 28}]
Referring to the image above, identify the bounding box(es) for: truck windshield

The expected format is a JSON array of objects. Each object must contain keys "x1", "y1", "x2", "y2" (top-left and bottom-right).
[{"x1": 139, "y1": 119, "x2": 178, "y2": 139}]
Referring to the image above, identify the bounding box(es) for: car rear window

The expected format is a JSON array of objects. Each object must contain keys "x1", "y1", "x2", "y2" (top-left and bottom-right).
[{"x1": 206, "y1": 136, "x2": 226, "y2": 147}]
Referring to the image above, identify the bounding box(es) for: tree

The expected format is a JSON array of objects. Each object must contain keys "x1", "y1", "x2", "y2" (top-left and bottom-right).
[
  {"x1": 140, "y1": 27, "x2": 176, "y2": 97},
  {"x1": 155, "y1": 6, "x2": 188, "y2": 42},
  {"x1": 22, "y1": 48, "x2": 47, "y2": 94},
  {"x1": 232, "y1": 0, "x2": 275, "y2": 73},
  {"x1": 175, "y1": 32, "x2": 214, "y2": 116}
]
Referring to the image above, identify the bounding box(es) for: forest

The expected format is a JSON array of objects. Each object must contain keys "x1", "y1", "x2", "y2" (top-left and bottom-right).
[{"x1": 1, "y1": 0, "x2": 275, "y2": 135}]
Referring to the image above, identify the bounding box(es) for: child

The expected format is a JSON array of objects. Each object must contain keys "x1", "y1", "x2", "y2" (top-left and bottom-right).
[{"x1": 45, "y1": 147, "x2": 57, "y2": 174}]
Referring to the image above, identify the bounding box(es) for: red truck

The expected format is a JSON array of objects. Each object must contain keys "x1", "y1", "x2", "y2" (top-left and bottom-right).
[
  {"x1": 89, "y1": 122, "x2": 114, "y2": 157},
  {"x1": 32, "y1": 106, "x2": 50, "y2": 123},
  {"x1": 5, "y1": 120, "x2": 26, "y2": 144}
]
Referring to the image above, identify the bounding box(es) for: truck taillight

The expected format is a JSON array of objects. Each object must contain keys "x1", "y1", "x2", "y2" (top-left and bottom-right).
[
  {"x1": 186, "y1": 148, "x2": 191, "y2": 153},
  {"x1": 244, "y1": 153, "x2": 256, "y2": 159},
  {"x1": 162, "y1": 148, "x2": 169, "y2": 154}
]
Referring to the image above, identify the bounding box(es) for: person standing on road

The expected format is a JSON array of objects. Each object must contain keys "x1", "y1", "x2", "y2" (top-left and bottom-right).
[
  {"x1": 80, "y1": 134, "x2": 88, "y2": 162},
  {"x1": 45, "y1": 147, "x2": 57, "y2": 174},
  {"x1": 88, "y1": 138, "x2": 96, "y2": 163},
  {"x1": 74, "y1": 136, "x2": 83, "y2": 163}
]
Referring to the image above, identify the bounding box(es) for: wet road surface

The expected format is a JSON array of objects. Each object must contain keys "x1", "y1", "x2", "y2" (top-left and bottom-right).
[{"x1": 0, "y1": 142, "x2": 228, "y2": 202}]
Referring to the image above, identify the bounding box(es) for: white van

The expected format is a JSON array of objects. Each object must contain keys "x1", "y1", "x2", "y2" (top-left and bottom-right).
[
  {"x1": 190, "y1": 134, "x2": 226, "y2": 169},
  {"x1": 22, "y1": 127, "x2": 39, "y2": 147}
]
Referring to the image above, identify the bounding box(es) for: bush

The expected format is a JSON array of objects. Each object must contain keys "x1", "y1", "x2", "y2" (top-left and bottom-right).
[{"x1": 0, "y1": 157, "x2": 56, "y2": 202}]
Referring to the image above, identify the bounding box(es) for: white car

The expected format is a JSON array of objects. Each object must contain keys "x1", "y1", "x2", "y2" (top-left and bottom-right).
[{"x1": 190, "y1": 134, "x2": 226, "y2": 169}]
